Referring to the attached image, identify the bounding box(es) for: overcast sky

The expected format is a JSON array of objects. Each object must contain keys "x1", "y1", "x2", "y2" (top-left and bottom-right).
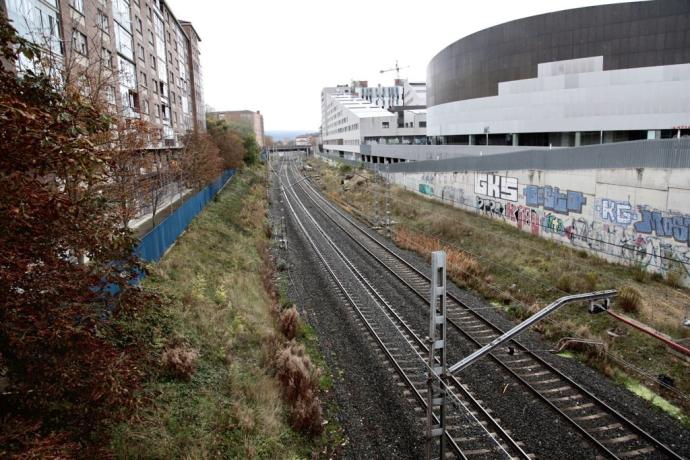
[{"x1": 166, "y1": 0, "x2": 629, "y2": 132}]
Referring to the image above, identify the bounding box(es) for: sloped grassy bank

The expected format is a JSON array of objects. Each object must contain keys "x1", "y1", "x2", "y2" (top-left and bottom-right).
[{"x1": 111, "y1": 167, "x2": 328, "y2": 458}]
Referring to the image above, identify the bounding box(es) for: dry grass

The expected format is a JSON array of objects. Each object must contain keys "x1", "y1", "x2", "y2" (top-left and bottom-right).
[
  {"x1": 618, "y1": 285, "x2": 643, "y2": 314},
  {"x1": 394, "y1": 227, "x2": 486, "y2": 286}
]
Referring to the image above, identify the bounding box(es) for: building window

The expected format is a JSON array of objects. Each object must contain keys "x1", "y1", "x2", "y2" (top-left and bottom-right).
[
  {"x1": 135, "y1": 16, "x2": 142, "y2": 34},
  {"x1": 70, "y1": 0, "x2": 84, "y2": 14},
  {"x1": 152, "y1": 79, "x2": 158, "y2": 94},
  {"x1": 419, "y1": 121, "x2": 426, "y2": 128},
  {"x1": 150, "y1": 54, "x2": 156, "y2": 69},
  {"x1": 105, "y1": 86, "x2": 116, "y2": 105},
  {"x1": 128, "y1": 90, "x2": 140, "y2": 113},
  {"x1": 382, "y1": 121, "x2": 389, "y2": 129},
  {"x1": 101, "y1": 48, "x2": 113, "y2": 68},
  {"x1": 97, "y1": 10, "x2": 109, "y2": 34},
  {"x1": 140, "y1": 72, "x2": 147, "y2": 87},
  {"x1": 72, "y1": 30, "x2": 87, "y2": 55},
  {"x1": 138, "y1": 45, "x2": 145, "y2": 62}
]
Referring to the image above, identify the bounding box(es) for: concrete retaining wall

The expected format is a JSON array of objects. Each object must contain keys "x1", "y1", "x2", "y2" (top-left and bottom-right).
[{"x1": 388, "y1": 166, "x2": 690, "y2": 285}]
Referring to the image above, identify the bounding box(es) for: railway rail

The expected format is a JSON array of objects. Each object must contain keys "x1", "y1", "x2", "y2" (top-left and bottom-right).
[
  {"x1": 276, "y1": 161, "x2": 529, "y2": 459},
  {"x1": 283, "y1": 157, "x2": 685, "y2": 460}
]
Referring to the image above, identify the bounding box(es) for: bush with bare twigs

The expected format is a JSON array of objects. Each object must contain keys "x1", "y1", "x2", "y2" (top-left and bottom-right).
[
  {"x1": 275, "y1": 341, "x2": 323, "y2": 436},
  {"x1": 161, "y1": 342, "x2": 198, "y2": 381},
  {"x1": 280, "y1": 306, "x2": 300, "y2": 340}
]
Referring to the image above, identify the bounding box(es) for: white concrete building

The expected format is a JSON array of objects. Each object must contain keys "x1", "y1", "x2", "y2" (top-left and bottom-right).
[
  {"x1": 427, "y1": 1, "x2": 690, "y2": 147},
  {"x1": 321, "y1": 81, "x2": 428, "y2": 163}
]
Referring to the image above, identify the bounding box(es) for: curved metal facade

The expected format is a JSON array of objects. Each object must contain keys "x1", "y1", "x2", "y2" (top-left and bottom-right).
[{"x1": 427, "y1": 0, "x2": 690, "y2": 107}]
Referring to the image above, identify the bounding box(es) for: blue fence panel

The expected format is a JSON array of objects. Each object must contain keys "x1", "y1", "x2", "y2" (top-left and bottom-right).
[{"x1": 136, "y1": 169, "x2": 236, "y2": 262}]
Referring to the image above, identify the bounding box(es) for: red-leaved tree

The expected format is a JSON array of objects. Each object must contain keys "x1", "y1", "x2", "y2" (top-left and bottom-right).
[{"x1": 0, "y1": 16, "x2": 155, "y2": 457}]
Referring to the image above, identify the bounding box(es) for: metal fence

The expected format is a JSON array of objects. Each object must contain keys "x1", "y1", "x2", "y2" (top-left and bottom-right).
[
  {"x1": 136, "y1": 169, "x2": 236, "y2": 262},
  {"x1": 384, "y1": 138, "x2": 690, "y2": 173}
]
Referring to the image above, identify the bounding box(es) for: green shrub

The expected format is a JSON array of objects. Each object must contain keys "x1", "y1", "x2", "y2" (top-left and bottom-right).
[{"x1": 556, "y1": 273, "x2": 574, "y2": 293}]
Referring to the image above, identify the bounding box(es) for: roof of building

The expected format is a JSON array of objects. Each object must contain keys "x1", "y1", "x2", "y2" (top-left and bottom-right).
[
  {"x1": 179, "y1": 20, "x2": 202, "y2": 42},
  {"x1": 327, "y1": 93, "x2": 392, "y2": 118}
]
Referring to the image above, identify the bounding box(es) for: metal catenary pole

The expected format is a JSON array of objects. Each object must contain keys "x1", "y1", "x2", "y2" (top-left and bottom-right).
[
  {"x1": 449, "y1": 290, "x2": 617, "y2": 375},
  {"x1": 385, "y1": 163, "x2": 392, "y2": 238},
  {"x1": 372, "y1": 164, "x2": 381, "y2": 229},
  {"x1": 426, "y1": 251, "x2": 448, "y2": 459}
]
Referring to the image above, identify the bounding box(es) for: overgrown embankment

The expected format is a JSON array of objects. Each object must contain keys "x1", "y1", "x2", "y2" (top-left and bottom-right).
[
  {"x1": 112, "y1": 167, "x2": 324, "y2": 458},
  {"x1": 312, "y1": 158, "x2": 690, "y2": 426}
]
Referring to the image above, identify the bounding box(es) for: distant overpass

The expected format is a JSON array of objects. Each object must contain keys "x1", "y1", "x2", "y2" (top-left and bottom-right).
[{"x1": 267, "y1": 145, "x2": 313, "y2": 153}]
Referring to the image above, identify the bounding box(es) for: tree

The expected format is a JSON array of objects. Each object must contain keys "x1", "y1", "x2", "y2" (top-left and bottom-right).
[
  {"x1": 180, "y1": 131, "x2": 222, "y2": 191},
  {"x1": 206, "y1": 117, "x2": 246, "y2": 169},
  {"x1": 97, "y1": 118, "x2": 162, "y2": 228},
  {"x1": 206, "y1": 118, "x2": 260, "y2": 166},
  {"x1": 0, "y1": 17, "x2": 154, "y2": 456}
]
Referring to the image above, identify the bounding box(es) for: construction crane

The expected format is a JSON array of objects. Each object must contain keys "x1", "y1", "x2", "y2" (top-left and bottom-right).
[{"x1": 379, "y1": 60, "x2": 410, "y2": 80}]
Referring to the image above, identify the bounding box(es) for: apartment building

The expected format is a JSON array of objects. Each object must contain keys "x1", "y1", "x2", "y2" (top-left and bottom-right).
[
  {"x1": 4, "y1": 0, "x2": 205, "y2": 145},
  {"x1": 207, "y1": 110, "x2": 265, "y2": 148}
]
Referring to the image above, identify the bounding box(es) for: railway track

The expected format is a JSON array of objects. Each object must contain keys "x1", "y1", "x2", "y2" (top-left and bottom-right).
[
  {"x1": 276, "y1": 161, "x2": 530, "y2": 459},
  {"x1": 284, "y1": 158, "x2": 685, "y2": 460}
]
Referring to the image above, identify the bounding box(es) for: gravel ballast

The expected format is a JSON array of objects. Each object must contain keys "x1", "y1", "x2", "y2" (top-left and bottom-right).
[{"x1": 271, "y1": 158, "x2": 690, "y2": 458}]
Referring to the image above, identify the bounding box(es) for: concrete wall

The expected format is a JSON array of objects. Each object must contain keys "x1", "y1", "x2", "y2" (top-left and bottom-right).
[{"x1": 388, "y1": 166, "x2": 690, "y2": 285}]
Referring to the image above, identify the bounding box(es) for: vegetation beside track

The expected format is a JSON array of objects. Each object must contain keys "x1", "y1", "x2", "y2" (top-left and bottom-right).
[
  {"x1": 310, "y1": 157, "x2": 690, "y2": 426},
  {"x1": 111, "y1": 167, "x2": 331, "y2": 457}
]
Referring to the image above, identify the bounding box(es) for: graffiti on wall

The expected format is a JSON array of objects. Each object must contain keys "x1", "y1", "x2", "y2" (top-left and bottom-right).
[
  {"x1": 523, "y1": 185, "x2": 586, "y2": 215},
  {"x1": 397, "y1": 170, "x2": 690, "y2": 284},
  {"x1": 440, "y1": 185, "x2": 465, "y2": 205},
  {"x1": 565, "y1": 217, "x2": 690, "y2": 275},
  {"x1": 594, "y1": 199, "x2": 639, "y2": 226},
  {"x1": 542, "y1": 213, "x2": 566, "y2": 236},
  {"x1": 475, "y1": 173, "x2": 518, "y2": 202},
  {"x1": 505, "y1": 203, "x2": 541, "y2": 235},
  {"x1": 419, "y1": 183, "x2": 433, "y2": 196},
  {"x1": 634, "y1": 209, "x2": 690, "y2": 246},
  {"x1": 476, "y1": 196, "x2": 506, "y2": 218}
]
